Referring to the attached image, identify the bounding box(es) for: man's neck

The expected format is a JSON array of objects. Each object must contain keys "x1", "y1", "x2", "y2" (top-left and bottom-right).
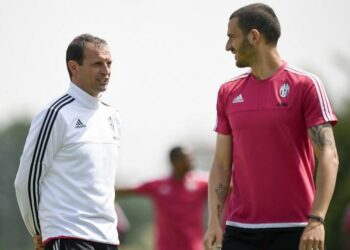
[
  {"x1": 250, "y1": 47, "x2": 283, "y2": 80},
  {"x1": 71, "y1": 79, "x2": 99, "y2": 97},
  {"x1": 172, "y1": 171, "x2": 188, "y2": 180}
]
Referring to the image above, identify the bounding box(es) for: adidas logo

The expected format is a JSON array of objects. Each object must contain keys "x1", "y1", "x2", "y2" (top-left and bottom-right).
[
  {"x1": 232, "y1": 94, "x2": 244, "y2": 103},
  {"x1": 75, "y1": 119, "x2": 86, "y2": 128}
]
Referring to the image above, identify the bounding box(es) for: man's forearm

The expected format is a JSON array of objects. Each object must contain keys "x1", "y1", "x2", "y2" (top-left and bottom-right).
[
  {"x1": 308, "y1": 123, "x2": 339, "y2": 219},
  {"x1": 309, "y1": 153, "x2": 338, "y2": 219},
  {"x1": 208, "y1": 162, "x2": 231, "y2": 225}
]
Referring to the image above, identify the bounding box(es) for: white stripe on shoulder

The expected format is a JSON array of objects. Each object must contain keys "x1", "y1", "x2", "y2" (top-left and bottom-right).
[
  {"x1": 223, "y1": 72, "x2": 250, "y2": 85},
  {"x1": 285, "y1": 65, "x2": 335, "y2": 122},
  {"x1": 307, "y1": 74, "x2": 335, "y2": 121}
]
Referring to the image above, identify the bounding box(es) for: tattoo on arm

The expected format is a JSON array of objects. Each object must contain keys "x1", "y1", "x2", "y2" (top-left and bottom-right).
[
  {"x1": 215, "y1": 183, "x2": 228, "y2": 216},
  {"x1": 309, "y1": 123, "x2": 334, "y2": 148},
  {"x1": 309, "y1": 123, "x2": 338, "y2": 158},
  {"x1": 215, "y1": 183, "x2": 228, "y2": 202}
]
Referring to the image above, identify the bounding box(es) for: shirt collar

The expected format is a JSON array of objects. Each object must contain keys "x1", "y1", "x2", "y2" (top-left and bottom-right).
[{"x1": 67, "y1": 82, "x2": 101, "y2": 109}]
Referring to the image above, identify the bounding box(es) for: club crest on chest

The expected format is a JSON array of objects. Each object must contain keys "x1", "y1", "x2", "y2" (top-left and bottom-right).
[{"x1": 279, "y1": 83, "x2": 290, "y2": 98}]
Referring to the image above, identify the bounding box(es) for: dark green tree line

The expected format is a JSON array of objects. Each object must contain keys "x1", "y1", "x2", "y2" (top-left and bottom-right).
[
  {"x1": 326, "y1": 102, "x2": 350, "y2": 250},
  {"x1": 0, "y1": 119, "x2": 32, "y2": 250}
]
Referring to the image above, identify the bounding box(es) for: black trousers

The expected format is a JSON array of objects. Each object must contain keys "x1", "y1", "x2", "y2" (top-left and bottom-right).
[
  {"x1": 45, "y1": 238, "x2": 118, "y2": 250},
  {"x1": 222, "y1": 226, "x2": 305, "y2": 250}
]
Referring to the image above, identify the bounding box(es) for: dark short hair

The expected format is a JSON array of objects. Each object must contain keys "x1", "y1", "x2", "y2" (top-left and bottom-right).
[
  {"x1": 66, "y1": 34, "x2": 108, "y2": 78},
  {"x1": 230, "y1": 3, "x2": 281, "y2": 45},
  {"x1": 169, "y1": 146, "x2": 184, "y2": 163}
]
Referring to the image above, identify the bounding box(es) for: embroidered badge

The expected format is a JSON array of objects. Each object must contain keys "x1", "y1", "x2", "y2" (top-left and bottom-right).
[{"x1": 279, "y1": 83, "x2": 290, "y2": 98}]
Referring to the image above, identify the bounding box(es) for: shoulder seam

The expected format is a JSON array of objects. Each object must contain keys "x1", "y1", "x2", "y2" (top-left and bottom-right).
[{"x1": 285, "y1": 66, "x2": 335, "y2": 122}]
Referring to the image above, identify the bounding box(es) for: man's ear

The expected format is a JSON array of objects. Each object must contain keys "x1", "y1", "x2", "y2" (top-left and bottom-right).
[
  {"x1": 248, "y1": 29, "x2": 261, "y2": 46},
  {"x1": 68, "y1": 60, "x2": 79, "y2": 77}
]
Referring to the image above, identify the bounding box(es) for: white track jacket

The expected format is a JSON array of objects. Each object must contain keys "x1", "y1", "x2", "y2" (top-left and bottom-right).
[{"x1": 15, "y1": 82, "x2": 120, "y2": 245}]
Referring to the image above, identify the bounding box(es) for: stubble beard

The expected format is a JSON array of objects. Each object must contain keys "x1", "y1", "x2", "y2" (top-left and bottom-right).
[{"x1": 235, "y1": 37, "x2": 254, "y2": 68}]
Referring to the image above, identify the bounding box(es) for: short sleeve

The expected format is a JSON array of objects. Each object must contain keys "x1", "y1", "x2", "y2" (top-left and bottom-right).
[
  {"x1": 302, "y1": 75, "x2": 337, "y2": 128},
  {"x1": 214, "y1": 85, "x2": 232, "y2": 135}
]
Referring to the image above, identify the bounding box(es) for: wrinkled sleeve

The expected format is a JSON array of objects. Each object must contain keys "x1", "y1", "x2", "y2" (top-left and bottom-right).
[{"x1": 14, "y1": 108, "x2": 64, "y2": 236}]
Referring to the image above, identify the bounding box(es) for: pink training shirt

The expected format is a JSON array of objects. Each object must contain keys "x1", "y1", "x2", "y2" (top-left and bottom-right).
[
  {"x1": 134, "y1": 171, "x2": 208, "y2": 250},
  {"x1": 215, "y1": 62, "x2": 337, "y2": 229}
]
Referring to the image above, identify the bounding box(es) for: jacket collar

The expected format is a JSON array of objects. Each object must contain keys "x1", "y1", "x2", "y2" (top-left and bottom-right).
[{"x1": 67, "y1": 82, "x2": 101, "y2": 109}]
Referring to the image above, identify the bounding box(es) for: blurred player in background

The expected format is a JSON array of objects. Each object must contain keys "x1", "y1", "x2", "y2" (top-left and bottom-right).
[
  {"x1": 204, "y1": 3, "x2": 339, "y2": 250},
  {"x1": 117, "y1": 145, "x2": 208, "y2": 250},
  {"x1": 15, "y1": 34, "x2": 121, "y2": 250},
  {"x1": 115, "y1": 202, "x2": 130, "y2": 243}
]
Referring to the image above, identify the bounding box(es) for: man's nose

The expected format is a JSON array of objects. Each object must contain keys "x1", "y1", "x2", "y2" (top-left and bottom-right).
[
  {"x1": 101, "y1": 63, "x2": 110, "y2": 75},
  {"x1": 225, "y1": 41, "x2": 231, "y2": 51}
]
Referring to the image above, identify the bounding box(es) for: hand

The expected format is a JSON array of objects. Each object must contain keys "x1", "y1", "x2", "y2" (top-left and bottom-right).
[
  {"x1": 299, "y1": 221, "x2": 325, "y2": 250},
  {"x1": 33, "y1": 235, "x2": 44, "y2": 250},
  {"x1": 204, "y1": 222, "x2": 223, "y2": 250}
]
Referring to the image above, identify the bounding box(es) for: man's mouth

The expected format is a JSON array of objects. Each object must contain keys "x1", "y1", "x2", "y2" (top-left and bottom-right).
[{"x1": 98, "y1": 78, "x2": 109, "y2": 84}]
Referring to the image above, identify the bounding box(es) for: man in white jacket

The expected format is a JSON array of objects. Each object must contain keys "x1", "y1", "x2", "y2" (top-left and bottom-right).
[{"x1": 15, "y1": 34, "x2": 121, "y2": 250}]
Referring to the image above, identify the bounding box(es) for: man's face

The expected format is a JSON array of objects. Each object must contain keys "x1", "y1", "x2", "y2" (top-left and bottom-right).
[
  {"x1": 172, "y1": 148, "x2": 195, "y2": 176},
  {"x1": 182, "y1": 150, "x2": 194, "y2": 171},
  {"x1": 74, "y1": 43, "x2": 112, "y2": 97},
  {"x1": 178, "y1": 149, "x2": 194, "y2": 173},
  {"x1": 226, "y1": 17, "x2": 255, "y2": 68}
]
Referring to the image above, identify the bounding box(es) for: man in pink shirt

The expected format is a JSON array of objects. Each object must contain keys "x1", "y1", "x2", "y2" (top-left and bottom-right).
[
  {"x1": 118, "y1": 146, "x2": 208, "y2": 250},
  {"x1": 204, "y1": 3, "x2": 339, "y2": 250}
]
